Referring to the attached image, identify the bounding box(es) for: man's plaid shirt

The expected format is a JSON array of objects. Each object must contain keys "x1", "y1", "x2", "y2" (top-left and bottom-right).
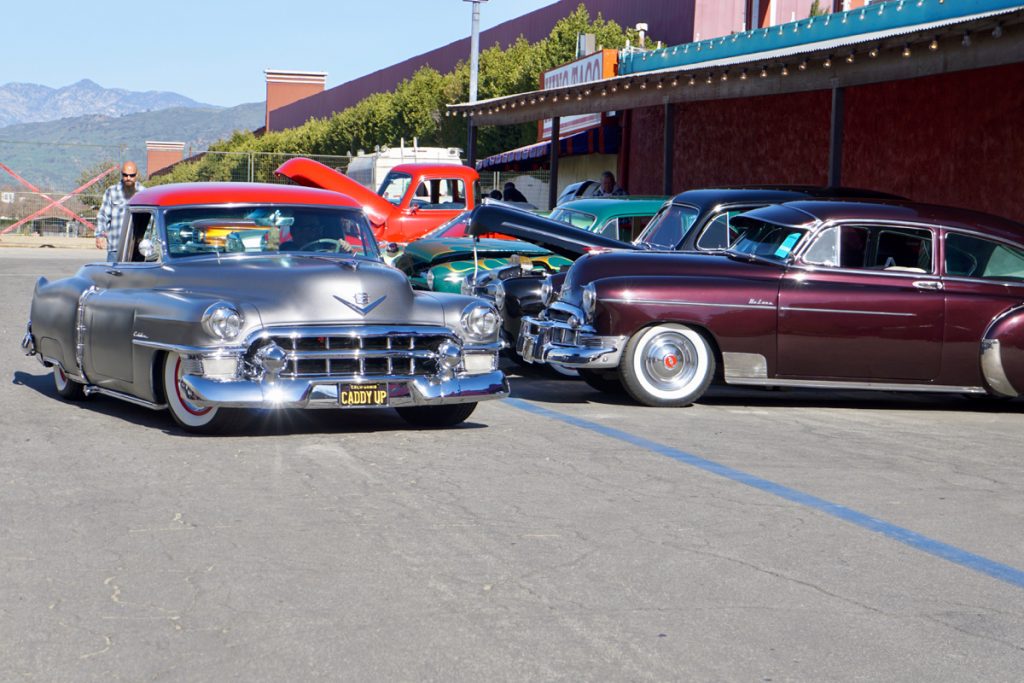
[{"x1": 96, "y1": 181, "x2": 144, "y2": 254}]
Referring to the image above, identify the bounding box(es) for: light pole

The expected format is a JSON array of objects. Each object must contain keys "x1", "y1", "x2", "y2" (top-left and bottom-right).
[{"x1": 464, "y1": 0, "x2": 488, "y2": 168}]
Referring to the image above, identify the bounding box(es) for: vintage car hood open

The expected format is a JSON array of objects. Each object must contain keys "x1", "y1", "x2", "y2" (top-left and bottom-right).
[
  {"x1": 467, "y1": 204, "x2": 631, "y2": 259},
  {"x1": 397, "y1": 237, "x2": 555, "y2": 271},
  {"x1": 275, "y1": 158, "x2": 394, "y2": 227},
  {"x1": 165, "y1": 255, "x2": 446, "y2": 329}
]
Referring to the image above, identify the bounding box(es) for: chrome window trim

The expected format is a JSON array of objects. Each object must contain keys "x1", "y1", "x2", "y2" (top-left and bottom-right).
[
  {"x1": 792, "y1": 218, "x2": 939, "y2": 274},
  {"x1": 695, "y1": 203, "x2": 766, "y2": 252},
  {"x1": 635, "y1": 201, "x2": 700, "y2": 249}
]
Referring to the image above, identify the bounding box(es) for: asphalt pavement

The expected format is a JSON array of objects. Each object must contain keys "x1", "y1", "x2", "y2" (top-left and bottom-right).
[{"x1": 2, "y1": 248, "x2": 1023, "y2": 681}]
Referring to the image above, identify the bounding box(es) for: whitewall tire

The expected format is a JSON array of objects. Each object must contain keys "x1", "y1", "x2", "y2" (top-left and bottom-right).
[
  {"x1": 620, "y1": 324, "x2": 715, "y2": 407},
  {"x1": 162, "y1": 353, "x2": 242, "y2": 434},
  {"x1": 53, "y1": 365, "x2": 86, "y2": 400}
]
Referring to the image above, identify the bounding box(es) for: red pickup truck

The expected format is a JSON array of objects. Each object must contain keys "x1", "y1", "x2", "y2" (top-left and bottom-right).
[{"x1": 276, "y1": 157, "x2": 480, "y2": 245}]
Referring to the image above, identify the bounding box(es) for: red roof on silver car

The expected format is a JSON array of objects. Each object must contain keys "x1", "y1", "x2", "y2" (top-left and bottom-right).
[{"x1": 129, "y1": 182, "x2": 361, "y2": 208}]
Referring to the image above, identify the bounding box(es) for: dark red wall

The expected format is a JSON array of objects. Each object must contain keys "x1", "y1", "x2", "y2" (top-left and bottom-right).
[
  {"x1": 844, "y1": 63, "x2": 1024, "y2": 223},
  {"x1": 627, "y1": 63, "x2": 1024, "y2": 223},
  {"x1": 270, "y1": 0, "x2": 695, "y2": 131},
  {"x1": 627, "y1": 90, "x2": 832, "y2": 194}
]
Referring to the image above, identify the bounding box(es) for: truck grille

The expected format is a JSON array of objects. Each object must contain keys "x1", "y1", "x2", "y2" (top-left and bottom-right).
[{"x1": 254, "y1": 327, "x2": 454, "y2": 379}]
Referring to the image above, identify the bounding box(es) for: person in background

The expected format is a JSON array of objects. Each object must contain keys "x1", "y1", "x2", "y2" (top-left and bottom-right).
[
  {"x1": 95, "y1": 161, "x2": 144, "y2": 261},
  {"x1": 592, "y1": 170, "x2": 627, "y2": 197},
  {"x1": 488, "y1": 189, "x2": 503, "y2": 200},
  {"x1": 502, "y1": 181, "x2": 528, "y2": 203}
]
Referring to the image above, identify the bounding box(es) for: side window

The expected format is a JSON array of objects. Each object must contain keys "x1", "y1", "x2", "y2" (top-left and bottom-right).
[
  {"x1": 697, "y1": 209, "x2": 751, "y2": 250},
  {"x1": 597, "y1": 218, "x2": 619, "y2": 239},
  {"x1": 945, "y1": 233, "x2": 1024, "y2": 282},
  {"x1": 413, "y1": 179, "x2": 466, "y2": 210},
  {"x1": 803, "y1": 226, "x2": 839, "y2": 266},
  {"x1": 125, "y1": 212, "x2": 157, "y2": 263},
  {"x1": 803, "y1": 225, "x2": 934, "y2": 273}
]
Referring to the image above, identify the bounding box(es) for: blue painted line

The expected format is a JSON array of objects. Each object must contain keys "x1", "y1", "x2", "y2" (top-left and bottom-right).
[{"x1": 505, "y1": 397, "x2": 1024, "y2": 590}]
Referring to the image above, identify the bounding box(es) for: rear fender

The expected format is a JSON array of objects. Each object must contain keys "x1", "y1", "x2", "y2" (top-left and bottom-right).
[
  {"x1": 29, "y1": 275, "x2": 93, "y2": 373},
  {"x1": 981, "y1": 305, "x2": 1024, "y2": 397}
]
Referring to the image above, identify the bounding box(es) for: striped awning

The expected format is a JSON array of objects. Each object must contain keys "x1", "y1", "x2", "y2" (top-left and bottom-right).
[{"x1": 476, "y1": 125, "x2": 621, "y2": 171}]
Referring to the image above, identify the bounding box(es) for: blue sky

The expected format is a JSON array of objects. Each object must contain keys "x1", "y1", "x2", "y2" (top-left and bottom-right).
[{"x1": 7, "y1": 0, "x2": 557, "y2": 107}]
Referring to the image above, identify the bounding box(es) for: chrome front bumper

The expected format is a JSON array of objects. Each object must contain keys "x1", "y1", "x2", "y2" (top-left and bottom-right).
[
  {"x1": 517, "y1": 315, "x2": 627, "y2": 369},
  {"x1": 178, "y1": 370, "x2": 509, "y2": 409}
]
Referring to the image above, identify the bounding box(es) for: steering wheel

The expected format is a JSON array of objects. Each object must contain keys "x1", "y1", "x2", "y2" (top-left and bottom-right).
[{"x1": 298, "y1": 238, "x2": 353, "y2": 253}]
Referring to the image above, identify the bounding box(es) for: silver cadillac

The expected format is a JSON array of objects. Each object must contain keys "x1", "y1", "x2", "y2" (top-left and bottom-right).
[{"x1": 22, "y1": 182, "x2": 508, "y2": 433}]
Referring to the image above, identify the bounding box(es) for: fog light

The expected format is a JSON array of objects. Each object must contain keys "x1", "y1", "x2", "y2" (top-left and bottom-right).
[
  {"x1": 463, "y1": 352, "x2": 496, "y2": 374},
  {"x1": 202, "y1": 356, "x2": 239, "y2": 379}
]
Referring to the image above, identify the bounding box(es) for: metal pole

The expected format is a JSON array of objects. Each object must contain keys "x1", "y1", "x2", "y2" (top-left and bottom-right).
[
  {"x1": 548, "y1": 116, "x2": 560, "y2": 210},
  {"x1": 466, "y1": 0, "x2": 484, "y2": 168},
  {"x1": 663, "y1": 102, "x2": 674, "y2": 196},
  {"x1": 828, "y1": 86, "x2": 845, "y2": 188}
]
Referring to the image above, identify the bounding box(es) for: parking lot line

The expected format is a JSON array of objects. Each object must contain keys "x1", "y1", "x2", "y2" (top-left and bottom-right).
[{"x1": 505, "y1": 397, "x2": 1024, "y2": 590}]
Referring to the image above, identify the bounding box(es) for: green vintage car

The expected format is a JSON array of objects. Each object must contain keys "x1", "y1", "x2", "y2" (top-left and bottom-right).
[
  {"x1": 393, "y1": 198, "x2": 666, "y2": 293},
  {"x1": 395, "y1": 237, "x2": 573, "y2": 293},
  {"x1": 547, "y1": 197, "x2": 668, "y2": 242}
]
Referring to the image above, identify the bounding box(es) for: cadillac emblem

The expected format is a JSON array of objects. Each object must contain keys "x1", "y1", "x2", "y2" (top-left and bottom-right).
[{"x1": 334, "y1": 292, "x2": 386, "y2": 316}]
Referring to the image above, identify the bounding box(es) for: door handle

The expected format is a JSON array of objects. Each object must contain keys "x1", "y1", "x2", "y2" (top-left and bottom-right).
[
  {"x1": 105, "y1": 269, "x2": 122, "y2": 276},
  {"x1": 913, "y1": 280, "x2": 942, "y2": 290}
]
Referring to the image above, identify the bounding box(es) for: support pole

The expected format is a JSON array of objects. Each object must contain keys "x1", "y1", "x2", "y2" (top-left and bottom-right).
[
  {"x1": 828, "y1": 86, "x2": 845, "y2": 188},
  {"x1": 548, "y1": 116, "x2": 560, "y2": 210},
  {"x1": 466, "y1": 0, "x2": 483, "y2": 168},
  {"x1": 663, "y1": 102, "x2": 674, "y2": 196}
]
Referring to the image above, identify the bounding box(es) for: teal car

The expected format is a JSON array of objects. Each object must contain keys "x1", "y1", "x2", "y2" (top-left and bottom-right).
[
  {"x1": 394, "y1": 237, "x2": 572, "y2": 293},
  {"x1": 547, "y1": 197, "x2": 668, "y2": 242}
]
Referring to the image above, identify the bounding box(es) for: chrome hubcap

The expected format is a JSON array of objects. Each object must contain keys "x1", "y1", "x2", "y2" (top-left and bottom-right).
[{"x1": 641, "y1": 332, "x2": 698, "y2": 391}]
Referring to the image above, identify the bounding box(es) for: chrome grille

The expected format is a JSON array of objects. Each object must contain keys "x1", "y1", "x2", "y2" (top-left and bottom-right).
[{"x1": 254, "y1": 328, "x2": 453, "y2": 379}]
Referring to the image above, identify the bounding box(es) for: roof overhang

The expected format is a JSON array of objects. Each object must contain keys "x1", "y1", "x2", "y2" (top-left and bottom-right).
[{"x1": 447, "y1": 6, "x2": 1024, "y2": 126}]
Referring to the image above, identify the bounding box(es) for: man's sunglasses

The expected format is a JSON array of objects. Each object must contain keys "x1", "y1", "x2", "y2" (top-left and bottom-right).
[{"x1": 122, "y1": 173, "x2": 137, "y2": 178}]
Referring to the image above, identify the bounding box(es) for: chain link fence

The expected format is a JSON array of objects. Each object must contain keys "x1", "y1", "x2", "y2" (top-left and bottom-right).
[
  {"x1": 479, "y1": 169, "x2": 552, "y2": 209},
  {"x1": 152, "y1": 150, "x2": 353, "y2": 184}
]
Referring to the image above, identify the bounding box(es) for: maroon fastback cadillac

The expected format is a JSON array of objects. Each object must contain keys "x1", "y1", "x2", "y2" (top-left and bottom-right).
[{"x1": 518, "y1": 200, "x2": 1024, "y2": 407}]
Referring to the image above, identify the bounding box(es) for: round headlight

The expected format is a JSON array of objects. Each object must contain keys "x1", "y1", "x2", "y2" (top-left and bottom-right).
[
  {"x1": 485, "y1": 281, "x2": 506, "y2": 309},
  {"x1": 460, "y1": 302, "x2": 501, "y2": 341},
  {"x1": 201, "y1": 302, "x2": 242, "y2": 340},
  {"x1": 582, "y1": 283, "x2": 598, "y2": 322},
  {"x1": 540, "y1": 279, "x2": 556, "y2": 307}
]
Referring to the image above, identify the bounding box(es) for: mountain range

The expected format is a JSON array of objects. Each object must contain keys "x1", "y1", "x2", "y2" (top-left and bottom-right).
[
  {"x1": 0, "y1": 79, "x2": 213, "y2": 127},
  {"x1": 0, "y1": 81, "x2": 264, "y2": 189}
]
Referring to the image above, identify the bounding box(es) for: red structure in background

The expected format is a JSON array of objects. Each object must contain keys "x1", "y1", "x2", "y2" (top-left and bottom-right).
[
  {"x1": 0, "y1": 162, "x2": 117, "y2": 235},
  {"x1": 623, "y1": 63, "x2": 1024, "y2": 223}
]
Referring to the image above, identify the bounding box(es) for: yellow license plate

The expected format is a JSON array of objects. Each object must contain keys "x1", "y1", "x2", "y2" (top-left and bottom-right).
[{"x1": 339, "y1": 383, "x2": 390, "y2": 407}]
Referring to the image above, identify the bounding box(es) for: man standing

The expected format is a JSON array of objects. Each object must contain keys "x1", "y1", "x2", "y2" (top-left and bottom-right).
[
  {"x1": 592, "y1": 170, "x2": 627, "y2": 197},
  {"x1": 95, "y1": 161, "x2": 144, "y2": 261}
]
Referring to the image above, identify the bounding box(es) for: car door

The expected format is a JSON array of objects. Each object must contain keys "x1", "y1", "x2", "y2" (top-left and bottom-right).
[
  {"x1": 83, "y1": 210, "x2": 160, "y2": 385},
  {"x1": 938, "y1": 228, "x2": 1024, "y2": 385},
  {"x1": 776, "y1": 222, "x2": 945, "y2": 381}
]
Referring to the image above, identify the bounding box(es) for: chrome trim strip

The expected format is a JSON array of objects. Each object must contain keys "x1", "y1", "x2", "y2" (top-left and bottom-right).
[
  {"x1": 780, "y1": 306, "x2": 915, "y2": 317},
  {"x1": 604, "y1": 297, "x2": 774, "y2": 310},
  {"x1": 980, "y1": 339, "x2": 1018, "y2": 398},
  {"x1": 725, "y1": 376, "x2": 986, "y2": 394},
  {"x1": 82, "y1": 385, "x2": 167, "y2": 410},
  {"x1": 246, "y1": 324, "x2": 456, "y2": 346},
  {"x1": 132, "y1": 339, "x2": 246, "y2": 354}
]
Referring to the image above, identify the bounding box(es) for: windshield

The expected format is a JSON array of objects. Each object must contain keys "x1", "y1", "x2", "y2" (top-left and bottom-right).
[
  {"x1": 727, "y1": 220, "x2": 810, "y2": 263},
  {"x1": 549, "y1": 207, "x2": 597, "y2": 231},
  {"x1": 635, "y1": 204, "x2": 700, "y2": 249},
  {"x1": 377, "y1": 171, "x2": 413, "y2": 205},
  {"x1": 163, "y1": 206, "x2": 381, "y2": 260}
]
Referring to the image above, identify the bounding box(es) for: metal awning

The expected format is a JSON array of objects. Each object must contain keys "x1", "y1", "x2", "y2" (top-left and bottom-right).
[
  {"x1": 447, "y1": 3, "x2": 1024, "y2": 126},
  {"x1": 476, "y1": 125, "x2": 621, "y2": 171}
]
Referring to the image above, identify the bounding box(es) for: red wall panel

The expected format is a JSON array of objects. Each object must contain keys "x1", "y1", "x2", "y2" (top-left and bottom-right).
[
  {"x1": 626, "y1": 90, "x2": 831, "y2": 195},
  {"x1": 843, "y1": 64, "x2": 1024, "y2": 223}
]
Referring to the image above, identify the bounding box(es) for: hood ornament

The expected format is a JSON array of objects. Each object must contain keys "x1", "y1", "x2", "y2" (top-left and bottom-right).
[{"x1": 335, "y1": 292, "x2": 386, "y2": 316}]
